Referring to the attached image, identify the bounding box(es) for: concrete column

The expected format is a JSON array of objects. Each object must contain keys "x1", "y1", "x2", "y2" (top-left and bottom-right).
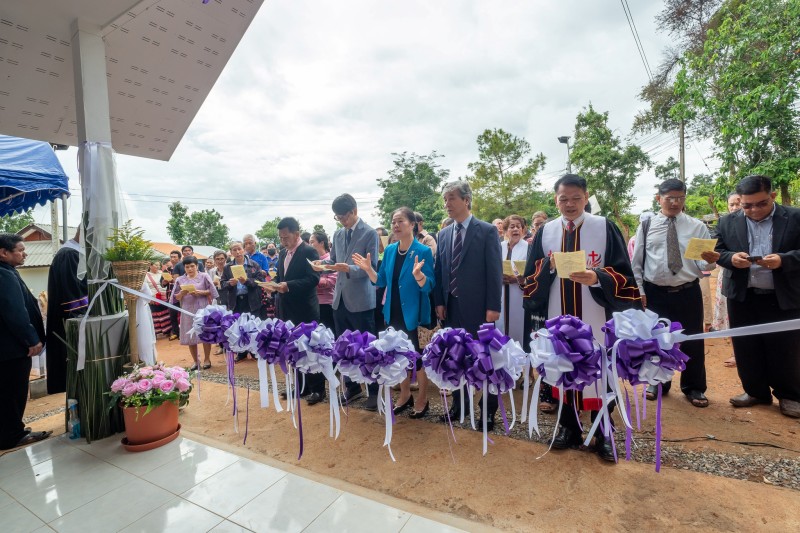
[{"x1": 70, "y1": 20, "x2": 111, "y2": 143}]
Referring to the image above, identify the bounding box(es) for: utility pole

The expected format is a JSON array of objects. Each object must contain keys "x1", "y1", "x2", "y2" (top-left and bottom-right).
[{"x1": 679, "y1": 120, "x2": 686, "y2": 181}]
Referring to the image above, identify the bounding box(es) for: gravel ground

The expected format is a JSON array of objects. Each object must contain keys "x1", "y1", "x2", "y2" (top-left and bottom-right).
[
  {"x1": 24, "y1": 407, "x2": 66, "y2": 424},
  {"x1": 34, "y1": 370, "x2": 800, "y2": 492}
]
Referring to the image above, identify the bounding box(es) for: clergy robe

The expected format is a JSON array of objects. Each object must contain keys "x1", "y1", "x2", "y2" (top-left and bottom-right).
[
  {"x1": 498, "y1": 238, "x2": 528, "y2": 345},
  {"x1": 522, "y1": 213, "x2": 641, "y2": 410},
  {"x1": 45, "y1": 240, "x2": 88, "y2": 394}
]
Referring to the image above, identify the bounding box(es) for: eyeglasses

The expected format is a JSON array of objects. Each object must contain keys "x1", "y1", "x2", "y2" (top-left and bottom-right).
[
  {"x1": 333, "y1": 212, "x2": 351, "y2": 222},
  {"x1": 740, "y1": 199, "x2": 771, "y2": 210},
  {"x1": 662, "y1": 196, "x2": 686, "y2": 204}
]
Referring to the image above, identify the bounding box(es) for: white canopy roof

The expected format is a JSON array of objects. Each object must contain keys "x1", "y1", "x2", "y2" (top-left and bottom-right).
[{"x1": 0, "y1": 0, "x2": 263, "y2": 160}]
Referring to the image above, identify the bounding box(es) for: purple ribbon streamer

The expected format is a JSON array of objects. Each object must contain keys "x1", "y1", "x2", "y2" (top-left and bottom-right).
[
  {"x1": 296, "y1": 368, "x2": 304, "y2": 460},
  {"x1": 655, "y1": 383, "x2": 663, "y2": 472},
  {"x1": 244, "y1": 387, "x2": 250, "y2": 445}
]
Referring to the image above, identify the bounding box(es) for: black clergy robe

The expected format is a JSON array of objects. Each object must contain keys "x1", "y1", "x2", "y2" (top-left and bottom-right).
[
  {"x1": 46, "y1": 241, "x2": 88, "y2": 394},
  {"x1": 522, "y1": 213, "x2": 641, "y2": 410}
]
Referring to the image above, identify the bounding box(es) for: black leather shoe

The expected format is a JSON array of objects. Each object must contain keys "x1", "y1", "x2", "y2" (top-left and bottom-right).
[
  {"x1": 594, "y1": 436, "x2": 616, "y2": 462},
  {"x1": 339, "y1": 387, "x2": 364, "y2": 404},
  {"x1": 306, "y1": 392, "x2": 326, "y2": 405},
  {"x1": 552, "y1": 426, "x2": 582, "y2": 450},
  {"x1": 393, "y1": 395, "x2": 414, "y2": 415},
  {"x1": 281, "y1": 388, "x2": 311, "y2": 400},
  {"x1": 409, "y1": 401, "x2": 430, "y2": 419},
  {"x1": 438, "y1": 410, "x2": 461, "y2": 424},
  {"x1": 364, "y1": 394, "x2": 378, "y2": 411},
  {"x1": 476, "y1": 413, "x2": 495, "y2": 432},
  {"x1": 730, "y1": 392, "x2": 772, "y2": 408}
]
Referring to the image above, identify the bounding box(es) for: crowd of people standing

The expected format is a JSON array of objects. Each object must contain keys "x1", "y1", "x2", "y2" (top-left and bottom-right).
[{"x1": 142, "y1": 173, "x2": 800, "y2": 464}]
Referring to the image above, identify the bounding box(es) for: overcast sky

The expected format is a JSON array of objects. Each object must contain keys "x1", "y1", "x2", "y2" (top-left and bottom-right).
[{"x1": 44, "y1": 0, "x2": 714, "y2": 243}]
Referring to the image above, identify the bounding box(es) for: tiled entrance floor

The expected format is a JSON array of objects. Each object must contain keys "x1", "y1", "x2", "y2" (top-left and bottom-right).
[{"x1": 0, "y1": 433, "x2": 468, "y2": 533}]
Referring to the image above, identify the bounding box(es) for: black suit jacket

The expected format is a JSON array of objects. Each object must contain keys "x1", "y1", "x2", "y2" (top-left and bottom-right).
[
  {"x1": 715, "y1": 204, "x2": 800, "y2": 309},
  {"x1": 433, "y1": 216, "x2": 502, "y2": 335},
  {"x1": 276, "y1": 243, "x2": 321, "y2": 323},
  {"x1": 0, "y1": 262, "x2": 45, "y2": 362},
  {"x1": 219, "y1": 259, "x2": 265, "y2": 312}
]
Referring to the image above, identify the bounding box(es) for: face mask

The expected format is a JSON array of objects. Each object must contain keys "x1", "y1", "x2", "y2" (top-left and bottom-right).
[{"x1": 267, "y1": 249, "x2": 276, "y2": 256}]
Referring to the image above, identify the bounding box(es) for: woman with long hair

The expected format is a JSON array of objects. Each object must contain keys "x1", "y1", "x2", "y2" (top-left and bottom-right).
[{"x1": 353, "y1": 207, "x2": 435, "y2": 418}]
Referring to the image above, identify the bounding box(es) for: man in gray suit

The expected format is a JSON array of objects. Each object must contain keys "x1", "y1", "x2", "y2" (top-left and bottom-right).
[
  {"x1": 321, "y1": 193, "x2": 380, "y2": 409},
  {"x1": 433, "y1": 181, "x2": 503, "y2": 428}
]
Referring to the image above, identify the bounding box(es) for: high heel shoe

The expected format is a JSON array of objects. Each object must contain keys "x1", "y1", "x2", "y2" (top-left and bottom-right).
[
  {"x1": 408, "y1": 401, "x2": 430, "y2": 419},
  {"x1": 393, "y1": 395, "x2": 414, "y2": 415}
]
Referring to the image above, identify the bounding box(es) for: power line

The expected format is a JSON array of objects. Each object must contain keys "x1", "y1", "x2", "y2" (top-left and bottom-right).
[
  {"x1": 620, "y1": 0, "x2": 653, "y2": 81},
  {"x1": 66, "y1": 188, "x2": 380, "y2": 204}
]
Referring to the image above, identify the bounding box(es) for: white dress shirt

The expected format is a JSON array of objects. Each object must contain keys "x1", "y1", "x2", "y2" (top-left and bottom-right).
[{"x1": 632, "y1": 212, "x2": 716, "y2": 294}]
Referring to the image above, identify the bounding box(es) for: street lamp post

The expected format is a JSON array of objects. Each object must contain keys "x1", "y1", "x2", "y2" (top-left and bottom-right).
[{"x1": 558, "y1": 136, "x2": 572, "y2": 173}]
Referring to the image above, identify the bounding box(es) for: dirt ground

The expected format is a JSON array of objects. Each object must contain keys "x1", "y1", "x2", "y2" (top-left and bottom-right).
[{"x1": 20, "y1": 277, "x2": 800, "y2": 531}]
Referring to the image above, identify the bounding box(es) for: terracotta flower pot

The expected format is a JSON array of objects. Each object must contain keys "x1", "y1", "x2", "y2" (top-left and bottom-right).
[{"x1": 122, "y1": 401, "x2": 179, "y2": 448}]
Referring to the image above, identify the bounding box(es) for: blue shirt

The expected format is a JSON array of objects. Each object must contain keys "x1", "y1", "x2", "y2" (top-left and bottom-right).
[
  {"x1": 248, "y1": 251, "x2": 269, "y2": 271},
  {"x1": 745, "y1": 205, "x2": 775, "y2": 290}
]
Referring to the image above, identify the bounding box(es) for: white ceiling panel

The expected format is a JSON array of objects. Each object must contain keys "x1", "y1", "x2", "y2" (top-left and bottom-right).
[{"x1": 0, "y1": 0, "x2": 263, "y2": 160}]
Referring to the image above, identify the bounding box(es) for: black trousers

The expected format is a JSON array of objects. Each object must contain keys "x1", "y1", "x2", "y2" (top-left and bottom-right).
[
  {"x1": 334, "y1": 303, "x2": 378, "y2": 396},
  {"x1": 728, "y1": 291, "x2": 800, "y2": 401},
  {"x1": 169, "y1": 305, "x2": 180, "y2": 336},
  {"x1": 644, "y1": 280, "x2": 706, "y2": 394},
  {"x1": 0, "y1": 356, "x2": 32, "y2": 450},
  {"x1": 446, "y1": 295, "x2": 498, "y2": 418}
]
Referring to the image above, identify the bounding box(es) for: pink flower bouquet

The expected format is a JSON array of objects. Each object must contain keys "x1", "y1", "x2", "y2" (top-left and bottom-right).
[{"x1": 107, "y1": 363, "x2": 194, "y2": 414}]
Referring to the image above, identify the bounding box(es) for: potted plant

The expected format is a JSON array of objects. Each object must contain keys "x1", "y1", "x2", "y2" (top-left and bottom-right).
[
  {"x1": 107, "y1": 362, "x2": 194, "y2": 451},
  {"x1": 104, "y1": 221, "x2": 160, "y2": 365}
]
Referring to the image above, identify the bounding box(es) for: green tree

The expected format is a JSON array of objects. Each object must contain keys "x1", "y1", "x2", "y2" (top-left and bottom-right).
[
  {"x1": 0, "y1": 209, "x2": 35, "y2": 234},
  {"x1": 465, "y1": 129, "x2": 547, "y2": 221},
  {"x1": 312, "y1": 224, "x2": 325, "y2": 234},
  {"x1": 184, "y1": 209, "x2": 230, "y2": 248},
  {"x1": 672, "y1": 0, "x2": 800, "y2": 203},
  {"x1": 166, "y1": 202, "x2": 188, "y2": 244},
  {"x1": 166, "y1": 202, "x2": 229, "y2": 248},
  {"x1": 256, "y1": 216, "x2": 282, "y2": 244},
  {"x1": 376, "y1": 152, "x2": 448, "y2": 228},
  {"x1": 570, "y1": 104, "x2": 651, "y2": 239}
]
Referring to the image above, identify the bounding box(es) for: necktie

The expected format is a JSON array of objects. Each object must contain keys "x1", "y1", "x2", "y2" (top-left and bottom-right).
[
  {"x1": 449, "y1": 223, "x2": 464, "y2": 296},
  {"x1": 345, "y1": 228, "x2": 352, "y2": 250},
  {"x1": 565, "y1": 220, "x2": 576, "y2": 250},
  {"x1": 667, "y1": 216, "x2": 682, "y2": 274}
]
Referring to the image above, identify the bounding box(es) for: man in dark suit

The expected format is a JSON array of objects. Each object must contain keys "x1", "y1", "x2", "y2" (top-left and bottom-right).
[
  {"x1": 323, "y1": 193, "x2": 380, "y2": 409},
  {"x1": 0, "y1": 233, "x2": 50, "y2": 450},
  {"x1": 715, "y1": 175, "x2": 800, "y2": 419},
  {"x1": 267, "y1": 218, "x2": 323, "y2": 402},
  {"x1": 433, "y1": 180, "x2": 503, "y2": 428}
]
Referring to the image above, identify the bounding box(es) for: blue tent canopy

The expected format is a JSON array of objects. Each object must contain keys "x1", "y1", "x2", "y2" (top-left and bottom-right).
[{"x1": 0, "y1": 135, "x2": 70, "y2": 217}]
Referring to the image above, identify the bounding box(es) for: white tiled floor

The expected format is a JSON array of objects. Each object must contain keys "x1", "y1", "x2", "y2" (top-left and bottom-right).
[{"x1": 0, "y1": 434, "x2": 467, "y2": 533}]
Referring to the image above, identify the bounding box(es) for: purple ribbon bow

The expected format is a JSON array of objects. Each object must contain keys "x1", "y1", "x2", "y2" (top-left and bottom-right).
[
  {"x1": 255, "y1": 319, "x2": 293, "y2": 370},
  {"x1": 540, "y1": 315, "x2": 601, "y2": 391},
  {"x1": 603, "y1": 319, "x2": 689, "y2": 386},
  {"x1": 466, "y1": 323, "x2": 515, "y2": 393},
  {"x1": 332, "y1": 329, "x2": 376, "y2": 370},
  {"x1": 422, "y1": 328, "x2": 476, "y2": 388}
]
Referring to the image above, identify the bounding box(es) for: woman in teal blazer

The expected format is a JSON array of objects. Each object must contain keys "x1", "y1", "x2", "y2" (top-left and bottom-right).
[{"x1": 353, "y1": 207, "x2": 435, "y2": 418}]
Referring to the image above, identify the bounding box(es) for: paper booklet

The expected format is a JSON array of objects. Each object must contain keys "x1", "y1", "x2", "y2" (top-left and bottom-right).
[
  {"x1": 230, "y1": 264, "x2": 247, "y2": 279},
  {"x1": 684, "y1": 238, "x2": 717, "y2": 260},
  {"x1": 502, "y1": 260, "x2": 526, "y2": 277},
  {"x1": 552, "y1": 250, "x2": 587, "y2": 278}
]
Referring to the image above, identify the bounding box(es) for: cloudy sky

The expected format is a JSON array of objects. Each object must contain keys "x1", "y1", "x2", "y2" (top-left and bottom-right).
[{"x1": 45, "y1": 0, "x2": 713, "y2": 243}]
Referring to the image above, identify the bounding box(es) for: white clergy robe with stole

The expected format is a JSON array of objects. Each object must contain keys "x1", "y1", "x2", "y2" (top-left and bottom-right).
[{"x1": 522, "y1": 212, "x2": 642, "y2": 410}]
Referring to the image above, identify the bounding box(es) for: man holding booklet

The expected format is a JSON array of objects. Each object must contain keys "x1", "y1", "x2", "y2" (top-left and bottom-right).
[
  {"x1": 522, "y1": 174, "x2": 641, "y2": 461},
  {"x1": 631, "y1": 178, "x2": 720, "y2": 408}
]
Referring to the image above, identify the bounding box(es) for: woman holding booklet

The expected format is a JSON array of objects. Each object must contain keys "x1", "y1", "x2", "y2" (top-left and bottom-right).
[
  {"x1": 498, "y1": 215, "x2": 529, "y2": 345},
  {"x1": 219, "y1": 240, "x2": 266, "y2": 361},
  {"x1": 171, "y1": 255, "x2": 219, "y2": 370}
]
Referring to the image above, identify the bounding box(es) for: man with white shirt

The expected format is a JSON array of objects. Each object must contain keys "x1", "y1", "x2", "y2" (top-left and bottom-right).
[{"x1": 632, "y1": 179, "x2": 720, "y2": 407}]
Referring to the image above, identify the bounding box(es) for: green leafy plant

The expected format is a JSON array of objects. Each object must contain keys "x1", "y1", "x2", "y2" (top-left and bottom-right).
[{"x1": 104, "y1": 221, "x2": 158, "y2": 262}]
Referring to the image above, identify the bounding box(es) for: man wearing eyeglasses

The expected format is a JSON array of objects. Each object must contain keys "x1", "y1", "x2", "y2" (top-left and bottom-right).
[
  {"x1": 715, "y1": 175, "x2": 800, "y2": 419},
  {"x1": 632, "y1": 178, "x2": 720, "y2": 408},
  {"x1": 319, "y1": 193, "x2": 380, "y2": 410}
]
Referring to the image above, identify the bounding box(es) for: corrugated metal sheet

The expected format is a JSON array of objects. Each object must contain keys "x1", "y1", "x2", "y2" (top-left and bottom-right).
[{"x1": 18, "y1": 241, "x2": 56, "y2": 268}]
